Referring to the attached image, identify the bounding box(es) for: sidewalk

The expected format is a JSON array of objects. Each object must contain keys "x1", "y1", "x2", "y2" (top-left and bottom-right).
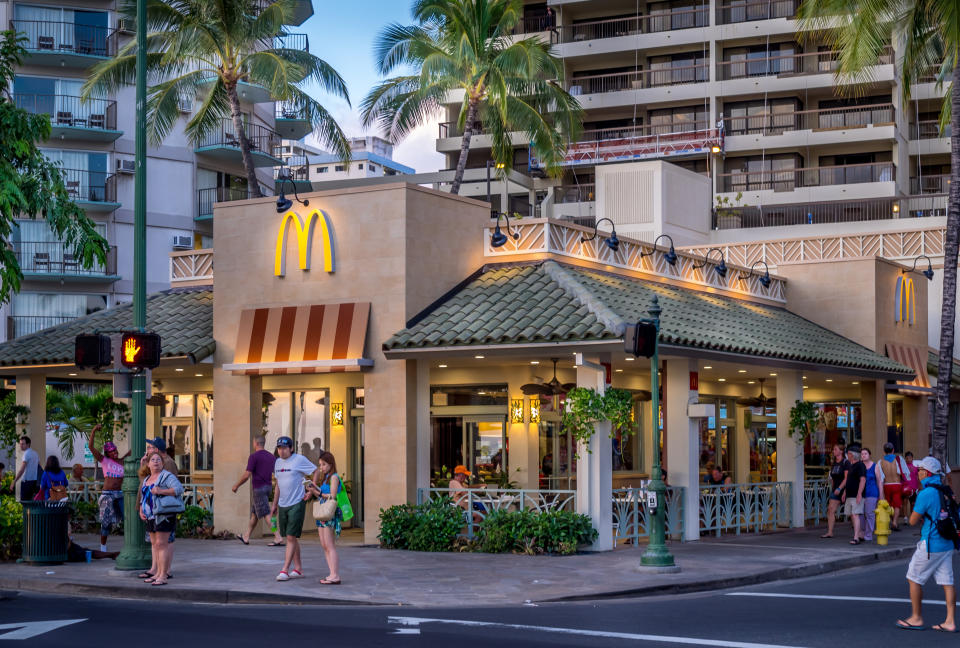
[{"x1": 0, "y1": 526, "x2": 920, "y2": 607}]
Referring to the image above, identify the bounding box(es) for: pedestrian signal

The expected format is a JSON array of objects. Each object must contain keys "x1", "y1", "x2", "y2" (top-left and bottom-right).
[
  {"x1": 74, "y1": 334, "x2": 111, "y2": 369},
  {"x1": 624, "y1": 322, "x2": 658, "y2": 358},
  {"x1": 120, "y1": 332, "x2": 161, "y2": 370}
]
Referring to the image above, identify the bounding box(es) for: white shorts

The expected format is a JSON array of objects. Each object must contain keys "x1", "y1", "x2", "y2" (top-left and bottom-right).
[
  {"x1": 906, "y1": 540, "x2": 955, "y2": 586},
  {"x1": 844, "y1": 498, "x2": 864, "y2": 516}
]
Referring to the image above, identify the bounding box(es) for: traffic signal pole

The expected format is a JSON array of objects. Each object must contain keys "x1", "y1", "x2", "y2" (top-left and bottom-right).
[{"x1": 115, "y1": 0, "x2": 150, "y2": 570}]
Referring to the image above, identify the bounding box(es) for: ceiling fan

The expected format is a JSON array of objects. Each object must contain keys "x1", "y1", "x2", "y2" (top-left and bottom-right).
[
  {"x1": 736, "y1": 377, "x2": 776, "y2": 407},
  {"x1": 520, "y1": 358, "x2": 576, "y2": 396}
]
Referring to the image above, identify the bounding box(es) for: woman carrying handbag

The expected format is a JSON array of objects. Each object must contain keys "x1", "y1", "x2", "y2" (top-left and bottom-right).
[
  {"x1": 306, "y1": 451, "x2": 342, "y2": 585},
  {"x1": 139, "y1": 453, "x2": 184, "y2": 586}
]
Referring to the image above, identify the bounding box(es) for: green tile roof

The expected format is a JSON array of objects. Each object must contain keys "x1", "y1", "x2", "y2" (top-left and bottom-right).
[
  {"x1": 384, "y1": 261, "x2": 913, "y2": 377},
  {"x1": 0, "y1": 288, "x2": 213, "y2": 368}
]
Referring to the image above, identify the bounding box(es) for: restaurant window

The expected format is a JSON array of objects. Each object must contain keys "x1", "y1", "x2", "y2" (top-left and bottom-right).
[
  {"x1": 195, "y1": 394, "x2": 214, "y2": 472},
  {"x1": 802, "y1": 401, "x2": 862, "y2": 477},
  {"x1": 161, "y1": 394, "x2": 195, "y2": 475},
  {"x1": 698, "y1": 396, "x2": 735, "y2": 478},
  {"x1": 431, "y1": 384, "x2": 508, "y2": 483},
  {"x1": 613, "y1": 398, "x2": 645, "y2": 473},
  {"x1": 262, "y1": 391, "x2": 329, "y2": 464},
  {"x1": 430, "y1": 384, "x2": 508, "y2": 407}
]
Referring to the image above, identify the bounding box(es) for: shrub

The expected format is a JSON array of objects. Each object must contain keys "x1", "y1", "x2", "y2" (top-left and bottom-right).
[
  {"x1": 474, "y1": 509, "x2": 597, "y2": 555},
  {"x1": 378, "y1": 497, "x2": 462, "y2": 552},
  {"x1": 176, "y1": 505, "x2": 213, "y2": 538},
  {"x1": 378, "y1": 503, "x2": 417, "y2": 549},
  {"x1": 0, "y1": 495, "x2": 23, "y2": 561},
  {"x1": 70, "y1": 499, "x2": 100, "y2": 534}
]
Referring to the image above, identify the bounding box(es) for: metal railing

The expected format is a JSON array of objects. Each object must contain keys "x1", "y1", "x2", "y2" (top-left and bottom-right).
[
  {"x1": 273, "y1": 32, "x2": 308, "y2": 52},
  {"x1": 803, "y1": 479, "x2": 833, "y2": 524},
  {"x1": 275, "y1": 101, "x2": 305, "y2": 120},
  {"x1": 196, "y1": 119, "x2": 280, "y2": 156},
  {"x1": 10, "y1": 20, "x2": 118, "y2": 57},
  {"x1": 569, "y1": 63, "x2": 709, "y2": 95},
  {"x1": 717, "y1": 47, "x2": 892, "y2": 80},
  {"x1": 712, "y1": 193, "x2": 947, "y2": 229},
  {"x1": 913, "y1": 120, "x2": 950, "y2": 140},
  {"x1": 554, "y1": 183, "x2": 595, "y2": 203},
  {"x1": 612, "y1": 486, "x2": 685, "y2": 544},
  {"x1": 581, "y1": 120, "x2": 711, "y2": 142},
  {"x1": 699, "y1": 481, "x2": 792, "y2": 536},
  {"x1": 723, "y1": 103, "x2": 894, "y2": 136},
  {"x1": 511, "y1": 14, "x2": 556, "y2": 35},
  {"x1": 718, "y1": 161, "x2": 895, "y2": 192},
  {"x1": 59, "y1": 168, "x2": 117, "y2": 203},
  {"x1": 417, "y1": 487, "x2": 575, "y2": 539},
  {"x1": 7, "y1": 315, "x2": 77, "y2": 339},
  {"x1": 13, "y1": 93, "x2": 117, "y2": 132},
  {"x1": 68, "y1": 479, "x2": 213, "y2": 513},
  {"x1": 438, "y1": 121, "x2": 488, "y2": 138},
  {"x1": 558, "y1": 8, "x2": 707, "y2": 43},
  {"x1": 716, "y1": 0, "x2": 796, "y2": 24},
  {"x1": 911, "y1": 174, "x2": 950, "y2": 194},
  {"x1": 15, "y1": 241, "x2": 117, "y2": 277},
  {"x1": 197, "y1": 186, "x2": 263, "y2": 219}
]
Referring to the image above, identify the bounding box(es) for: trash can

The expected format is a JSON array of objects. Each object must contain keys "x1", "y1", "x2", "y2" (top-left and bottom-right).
[{"x1": 21, "y1": 501, "x2": 70, "y2": 565}]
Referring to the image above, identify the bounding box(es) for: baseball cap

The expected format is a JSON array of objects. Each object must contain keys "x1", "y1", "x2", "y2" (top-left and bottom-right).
[
  {"x1": 916, "y1": 456, "x2": 942, "y2": 475},
  {"x1": 453, "y1": 464, "x2": 471, "y2": 476},
  {"x1": 147, "y1": 437, "x2": 166, "y2": 453},
  {"x1": 276, "y1": 436, "x2": 293, "y2": 448}
]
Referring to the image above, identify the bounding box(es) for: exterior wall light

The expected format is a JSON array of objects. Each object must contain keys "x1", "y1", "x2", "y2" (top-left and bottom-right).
[
  {"x1": 581, "y1": 217, "x2": 620, "y2": 252},
  {"x1": 276, "y1": 171, "x2": 309, "y2": 213},
  {"x1": 530, "y1": 398, "x2": 540, "y2": 423},
  {"x1": 331, "y1": 402, "x2": 344, "y2": 426},
  {"x1": 738, "y1": 260, "x2": 771, "y2": 288},
  {"x1": 693, "y1": 247, "x2": 728, "y2": 278},
  {"x1": 490, "y1": 211, "x2": 519, "y2": 248},
  {"x1": 510, "y1": 398, "x2": 524, "y2": 424},
  {"x1": 903, "y1": 254, "x2": 935, "y2": 280},
  {"x1": 639, "y1": 234, "x2": 678, "y2": 265}
]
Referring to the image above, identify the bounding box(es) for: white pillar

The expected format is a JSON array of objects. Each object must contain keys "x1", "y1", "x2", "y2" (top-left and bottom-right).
[
  {"x1": 15, "y1": 374, "x2": 45, "y2": 498},
  {"x1": 776, "y1": 370, "x2": 805, "y2": 527},
  {"x1": 415, "y1": 359, "x2": 431, "y2": 493},
  {"x1": 664, "y1": 358, "x2": 700, "y2": 541},
  {"x1": 575, "y1": 355, "x2": 613, "y2": 552}
]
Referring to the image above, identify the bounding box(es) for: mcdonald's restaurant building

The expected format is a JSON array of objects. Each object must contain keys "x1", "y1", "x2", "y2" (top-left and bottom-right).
[{"x1": 1, "y1": 183, "x2": 950, "y2": 546}]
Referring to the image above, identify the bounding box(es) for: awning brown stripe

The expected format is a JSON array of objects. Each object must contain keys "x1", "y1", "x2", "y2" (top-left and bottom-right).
[
  {"x1": 303, "y1": 304, "x2": 326, "y2": 362},
  {"x1": 247, "y1": 308, "x2": 270, "y2": 363},
  {"x1": 886, "y1": 342, "x2": 930, "y2": 391},
  {"x1": 333, "y1": 303, "x2": 354, "y2": 360}
]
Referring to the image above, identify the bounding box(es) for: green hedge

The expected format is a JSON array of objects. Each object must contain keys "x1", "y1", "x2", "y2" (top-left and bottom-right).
[
  {"x1": 0, "y1": 495, "x2": 23, "y2": 561},
  {"x1": 379, "y1": 498, "x2": 462, "y2": 552}
]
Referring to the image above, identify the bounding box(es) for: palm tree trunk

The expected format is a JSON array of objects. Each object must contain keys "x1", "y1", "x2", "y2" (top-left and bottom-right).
[
  {"x1": 932, "y1": 63, "x2": 960, "y2": 465},
  {"x1": 450, "y1": 99, "x2": 479, "y2": 196},
  {"x1": 226, "y1": 83, "x2": 263, "y2": 199}
]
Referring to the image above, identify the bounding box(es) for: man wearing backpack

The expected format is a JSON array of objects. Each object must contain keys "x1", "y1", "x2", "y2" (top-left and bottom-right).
[{"x1": 897, "y1": 456, "x2": 958, "y2": 632}]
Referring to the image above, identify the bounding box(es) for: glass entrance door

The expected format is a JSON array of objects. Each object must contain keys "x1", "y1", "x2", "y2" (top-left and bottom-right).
[
  {"x1": 464, "y1": 417, "x2": 506, "y2": 483},
  {"x1": 349, "y1": 416, "x2": 364, "y2": 527},
  {"x1": 161, "y1": 418, "x2": 192, "y2": 475},
  {"x1": 749, "y1": 420, "x2": 777, "y2": 482}
]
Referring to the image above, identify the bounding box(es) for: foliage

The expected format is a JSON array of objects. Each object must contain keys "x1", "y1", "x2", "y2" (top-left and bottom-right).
[
  {"x1": 788, "y1": 400, "x2": 820, "y2": 444},
  {"x1": 0, "y1": 30, "x2": 109, "y2": 301},
  {"x1": 378, "y1": 497, "x2": 462, "y2": 551},
  {"x1": 176, "y1": 505, "x2": 214, "y2": 538},
  {"x1": 604, "y1": 388, "x2": 635, "y2": 434},
  {"x1": 361, "y1": 0, "x2": 583, "y2": 194},
  {"x1": 0, "y1": 494, "x2": 23, "y2": 561},
  {"x1": 485, "y1": 468, "x2": 520, "y2": 489},
  {"x1": 430, "y1": 465, "x2": 454, "y2": 488},
  {"x1": 69, "y1": 499, "x2": 100, "y2": 535},
  {"x1": 0, "y1": 392, "x2": 29, "y2": 458},
  {"x1": 84, "y1": 0, "x2": 350, "y2": 198},
  {"x1": 46, "y1": 388, "x2": 130, "y2": 459},
  {"x1": 714, "y1": 192, "x2": 747, "y2": 223},
  {"x1": 474, "y1": 509, "x2": 597, "y2": 555},
  {"x1": 562, "y1": 387, "x2": 635, "y2": 457}
]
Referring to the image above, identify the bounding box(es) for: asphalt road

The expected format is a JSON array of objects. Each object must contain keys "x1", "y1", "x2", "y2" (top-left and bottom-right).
[{"x1": 2, "y1": 556, "x2": 959, "y2": 647}]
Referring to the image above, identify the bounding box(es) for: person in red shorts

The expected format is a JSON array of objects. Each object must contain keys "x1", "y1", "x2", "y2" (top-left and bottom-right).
[{"x1": 879, "y1": 442, "x2": 910, "y2": 531}]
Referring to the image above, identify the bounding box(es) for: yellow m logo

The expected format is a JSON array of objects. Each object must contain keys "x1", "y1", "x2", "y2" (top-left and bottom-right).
[
  {"x1": 274, "y1": 209, "x2": 335, "y2": 277},
  {"x1": 895, "y1": 275, "x2": 915, "y2": 325}
]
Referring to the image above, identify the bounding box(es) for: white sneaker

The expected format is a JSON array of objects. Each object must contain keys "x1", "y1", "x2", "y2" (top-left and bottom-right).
[
  {"x1": 276, "y1": 571, "x2": 290, "y2": 581},
  {"x1": 289, "y1": 570, "x2": 303, "y2": 579}
]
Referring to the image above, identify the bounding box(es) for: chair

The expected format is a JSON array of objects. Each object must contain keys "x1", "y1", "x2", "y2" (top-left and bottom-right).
[
  {"x1": 88, "y1": 114, "x2": 105, "y2": 129},
  {"x1": 56, "y1": 112, "x2": 73, "y2": 125},
  {"x1": 62, "y1": 253, "x2": 79, "y2": 274},
  {"x1": 65, "y1": 180, "x2": 80, "y2": 198},
  {"x1": 32, "y1": 252, "x2": 51, "y2": 272},
  {"x1": 37, "y1": 36, "x2": 55, "y2": 50},
  {"x1": 71, "y1": 116, "x2": 87, "y2": 128}
]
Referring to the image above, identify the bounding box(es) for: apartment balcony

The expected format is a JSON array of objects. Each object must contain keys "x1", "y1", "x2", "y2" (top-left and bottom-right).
[
  {"x1": 274, "y1": 101, "x2": 311, "y2": 140},
  {"x1": 198, "y1": 77, "x2": 274, "y2": 104},
  {"x1": 274, "y1": 32, "x2": 309, "y2": 52},
  {"x1": 197, "y1": 186, "x2": 272, "y2": 221},
  {"x1": 718, "y1": 162, "x2": 896, "y2": 206},
  {"x1": 170, "y1": 248, "x2": 213, "y2": 286},
  {"x1": 911, "y1": 174, "x2": 950, "y2": 195},
  {"x1": 273, "y1": 162, "x2": 311, "y2": 191},
  {"x1": 14, "y1": 94, "x2": 121, "y2": 143},
  {"x1": 254, "y1": 0, "x2": 313, "y2": 26},
  {"x1": 716, "y1": 49, "x2": 894, "y2": 94},
  {"x1": 511, "y1": 15, "x2": 556, "y2": 36},
  {"x1": 8, "y1": 315, "x2": 78, "y2": 340},
  {"x1": 555, "y1": 183, "x2": 595, "y2": 204},
  {"x1": 61, "y1": 169, "x2": 120, "y2": 212},
  {"x1": 15, "y1": 241, "x2": 118, "y2": 281},
  {"x1": 555, "y1": 8, "x2": 708, "y2": 54},
  {"x1": 912, "y1": 120, "x2": 950, "y2": 140},
  {"x1": 716, "y1": 0, "x2": 797, "y2": 25},
  {"x1": 568, "y1": 64, "x2": 709, "y2": 109},
  {"x1": 712, "y1": 194, "x2": 946, "y2": 230},
  {"x1": 194, "y1": 120, "x2": 283, "y2": 168},
  {"x1": 9, "y1": 20, "x2": 117, "y2": 68},
  {"x1": 722, "y1": 103, "x2": 895, "y2": 151}
]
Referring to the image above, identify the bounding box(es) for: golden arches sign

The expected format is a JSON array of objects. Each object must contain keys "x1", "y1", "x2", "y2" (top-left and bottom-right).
[
  {"x1": 895, "y1": 275, "x2": 915, "y2": 325},
  {"x1": 274, "y1": 209, "x2": 335, "y2": 277}
]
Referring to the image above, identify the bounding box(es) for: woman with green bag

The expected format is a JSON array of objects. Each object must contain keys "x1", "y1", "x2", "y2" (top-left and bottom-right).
[{"x1": 307, "y1": 451, "x2": 344, "y2": 585}]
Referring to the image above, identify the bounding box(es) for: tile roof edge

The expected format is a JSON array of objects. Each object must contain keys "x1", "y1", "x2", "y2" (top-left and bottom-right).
[{"x1": 541, "y1": 260, "x2": 625, "y2": 337}]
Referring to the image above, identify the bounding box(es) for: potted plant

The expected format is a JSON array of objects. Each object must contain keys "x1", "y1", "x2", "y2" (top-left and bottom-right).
[{"x1": 562, "y1": 387, "x2": 635, "y2": 457}]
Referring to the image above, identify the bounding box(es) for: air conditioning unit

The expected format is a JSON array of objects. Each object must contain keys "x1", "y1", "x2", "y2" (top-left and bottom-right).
[
  {"x1": 117, "y1": 18, "x2": 134, "y2": 35},
  {"x1": 116, "y1": 159, "x2": 135, "y2": 174},
  {"x1": 177, "y1": 96, "x2": 193, "y2": 113},
  {"x1": 171, "y1": 235, "x2": 193, "y2": 250}
]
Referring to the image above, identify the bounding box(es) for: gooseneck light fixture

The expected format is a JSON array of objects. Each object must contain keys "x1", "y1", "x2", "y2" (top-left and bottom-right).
[
  {"x1": 490, "y1": 212, "x2": 520, "y2": 248},
  {"x1": 581, "y1": 217, "x2": 620, "y2": 252},
  {"x1": 738, "y1": 260, "x2": 771, "y2": 288},
  {"x1": 693, "y1": 247, "x2": 728, "y2": 279},
  {"x1": 275, "y1": 171, "x2": 309, "y2": 214},
  {"x1": 639, "y1": 234, "x2": 678, "y2": 266},
  {"x1": 903, "y1": 254, "x2": 935, "y2": 280}
]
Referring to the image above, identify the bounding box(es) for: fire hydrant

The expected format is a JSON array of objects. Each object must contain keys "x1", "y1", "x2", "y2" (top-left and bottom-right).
[{"x1": 875, "y1": 500, "x2": 893, "y2": 545}]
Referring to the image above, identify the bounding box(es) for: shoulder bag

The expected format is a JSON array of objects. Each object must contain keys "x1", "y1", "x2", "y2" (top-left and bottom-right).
[
  {"x1": 153, "y1": 471, "x2": 185, "y2": 514},
  {"x1": 313, "y1": 496, "x2": 337, "y2": 522}
]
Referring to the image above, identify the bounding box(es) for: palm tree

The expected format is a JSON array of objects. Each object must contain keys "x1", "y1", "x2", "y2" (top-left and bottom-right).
[
  {"x1": 83, "y1": 0, "x2": 350, "y2": 198},
  {"x1": 46, "y1": 388, "x2": 130, "y2": 463},
  {"x1": 798, "y1": 0, "x2": 960, "y2": 464},
  {"x1": 361, "y1": 0, "x2": 582, "y2": 195}
]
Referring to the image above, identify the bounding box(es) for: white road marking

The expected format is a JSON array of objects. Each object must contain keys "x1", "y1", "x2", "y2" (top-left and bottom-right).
[
  {"x1": 390, "y1": 628, "x2": 420, "y2": 635},
  {"x1": 387, "y1": 616, "x2": 807, "y2": 647},
  {"x1": 0, "y1": 619, "x2": 87, "y2": 640},
  {"x1": 727, "y1": 592, "x2": 945, "y2": 606}
]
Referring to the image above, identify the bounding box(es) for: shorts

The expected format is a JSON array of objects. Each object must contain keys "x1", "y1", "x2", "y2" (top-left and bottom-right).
[
  {"x1": 829, "y1": 492, "x2": 843, "y2": 502},
  {"x1": 907, "y1": 540, "x2": 954, "y2": 586},
  {"x1": 844, "y1": 498, "x2": 864, "y2": 516},
  {"x1": 883, "y1": 484, "x2": 903, "y2": 509},
  {"x1": 145, "y1": 513, "x2": 177, "y2": 534},
  {"x1": 20, "y1": 480, "x2": 38, "y2": 502},
  {"x1": 98, "y1": 490, "x2": 124, "y2": 535},
  {"x1": 278, "y1": 501, "x2": 306, "y2": 538},
  {"x1": 251, "y1": 485, "x2": 272, "y2": 519}
]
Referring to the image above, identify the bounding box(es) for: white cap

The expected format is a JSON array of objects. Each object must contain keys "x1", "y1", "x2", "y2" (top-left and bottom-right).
[{"x1": 916, "y1": 456, "x2": 942, "y2": 475}]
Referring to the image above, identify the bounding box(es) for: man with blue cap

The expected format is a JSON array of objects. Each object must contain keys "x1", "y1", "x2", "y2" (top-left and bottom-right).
[{"x1": 270, "y1": 436, "x2": 316, "y2": 582}]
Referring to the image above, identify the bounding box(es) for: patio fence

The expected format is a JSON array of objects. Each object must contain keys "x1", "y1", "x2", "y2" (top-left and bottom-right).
[
  {"x1": 68, "y1": 479, "x2": 214, "y2": 513},
  {"x1": 417, "y1": 487, "x2": 575, "y2": 539},
  {"x1": 612, "y1": 486, "x2": 686, "y2": 544},
  {"x1": 699, "y1": 481, "x2": 792, "y2": 536},
  {"x1": 803, "y1": 478, "x2": 833, "y2": 524}
]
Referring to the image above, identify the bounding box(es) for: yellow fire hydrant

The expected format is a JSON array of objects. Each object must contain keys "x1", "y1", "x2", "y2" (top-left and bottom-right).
[{"x1": 875, "y1": 500, "x2": 893, "y2": 545}]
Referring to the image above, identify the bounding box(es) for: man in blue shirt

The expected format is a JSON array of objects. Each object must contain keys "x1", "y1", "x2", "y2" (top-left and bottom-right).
[{"x1": 897, "y1": 456, "x2": 957, "y2": 632}]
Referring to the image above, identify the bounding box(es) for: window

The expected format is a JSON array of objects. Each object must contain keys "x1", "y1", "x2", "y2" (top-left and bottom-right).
[
  {"x1": 335, "y1": 165, "x2": 346, "y2": 172},
  {"x1": 10, "y1": 292, "x2": 106, "y2": 337},
  {"x1": 13, "y1": 5, "x2": 110, "y2": 55},
  {"x1": 613, "y1": 399, "x2": 645, "y2": 472},
  {"x1": 369, "y1": 164, "x2": 377, "y2": 173},
  {"x1": 698, "y1": 397, "x2": 736, "y2": 478},
  {"x1": 724, "y1": 98, "x2": 800, "y2": 135},
  {"x1": 357, "y1": 163, "x2": 363, "y2": 170},
  {"x1": 263, "y1": 391, "x2": 329, "y2": 463},
  {"x1": 317, "y1": 166, "x2": 328, "y2": 173}
]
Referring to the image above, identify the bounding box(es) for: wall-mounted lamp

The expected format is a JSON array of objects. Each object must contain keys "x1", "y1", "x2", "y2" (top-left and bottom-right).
[
  {"x1": 738, "y1": 260, "x2": 771, "y2": 288},
  {"x1": 510, "y1": 398, "x2": 524, "y2": 424},
  {"x1": 710, "y1": 145, "x2": 721, "y2": 154},
  {"x1": 275, "y1": 171, "x2": 309, "y2": 213},
  {"x1": 530, "y1": 398, "x2": 540, "y2": 423},
  {"x1": 490, "y1": 212, "x2": 520, "y2": 248},
  {"x1": 639, "y1": 234, "x2": 678, "y2": 266},
  {"x1": 581, "y1": 217, "x2": 620, "y2": 252},
  {"x1": 330, "y1": 402, "x2": 344, "y2": 426},
  {"x1": 692, "y1": 247, "x2": 728, "y2": 279},
  {"x1": 892, "y1": 202, "x2": 900, "y2": 214},
  {"x1": 903, "y1": 254, "x2": 935, "y2": 280}
]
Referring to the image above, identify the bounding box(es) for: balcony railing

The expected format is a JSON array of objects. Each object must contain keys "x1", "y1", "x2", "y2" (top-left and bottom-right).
[
  {"x1": 717, "y1": 48, "x2": 892, "y2": 81},
  {"x1": 273, "y1": 165, "x2": 309, "y2": 181},
  {"x1": 582, "y1": 121, "x2": 711, "y2": 143},
  {"x1": 275, "y1": 101, "x2": 305, "y2": 120},
  {"x1": 15, "y1": 241, "x2": 117, "y2": 277},
  {"x1": 511, "y1": 14, "x2": 556, "y2": 35},
  {"x1": 716, "y1": 0, "x2": 797, "y2": 24},
  {"x1": 196, "y1": 120, "x2": 280, "y2": 155},
  {"x1": 273, "y1": 32, "x2": 309, "y2": 52},
  {"x1": 14, "y1": 93, "x2": 117, "y2": 132},
  {"x1": 554, "y1": 183, "x2": 595, "y2": 204},
  {"x1": 535, "y1": 123, "x2": 721, "y2": 168},
  {"x1": 60, "y1": 168, "x2": 117, "y2": 203},
  {"x1": 712, "y1": 194, "x2": 947, "y2": 229},
  {"x1": 718, "y1": 161, "x2": 895, "y2": 192},
  {"x1": 7, "y1": 315, "x2": 77, "y2": 339},
  {"x1": 723, "y1": 103, "x2": 894, "y2": 136},
  {"x1": 558, "y1": 8, "x2": 707, "y2": 43},
  {"x1": 197, "y1": 186, "x2": 268, "y2": 219},
  {"x1": 438, "y1": 121, "x2": 489, "y2": 138},
  {"x1": 569, "y1": 63, "x2": 708, "y2": 95},
  {"x1": 10, "y1": 20, "x2": 117, "y2": 57},
  {"x1": 170, "y1": 248, "x2": 213, "y2": 285},
  {"x1": 912, "y1": 120, "x2": 951, "y2": 140},
  {"x1": 911, "y1": 174, "x2": 950, "y2": 195}
]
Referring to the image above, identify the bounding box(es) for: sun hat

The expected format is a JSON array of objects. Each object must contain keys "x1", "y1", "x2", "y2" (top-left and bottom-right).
[
  {"x1": 916, "y1": 456, "x2": 942, "y2": 475},
  {"x1": 453, "y1": 465, "x2": 471, "y2": 476}
]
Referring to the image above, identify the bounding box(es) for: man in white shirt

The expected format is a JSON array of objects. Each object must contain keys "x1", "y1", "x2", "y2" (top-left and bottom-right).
[
  {"x1": 14, "y1": 436, "x2": 40, "y2": 501},
  {"x1": 270, "y1": 436, "x2": 316, "y2": 581}
]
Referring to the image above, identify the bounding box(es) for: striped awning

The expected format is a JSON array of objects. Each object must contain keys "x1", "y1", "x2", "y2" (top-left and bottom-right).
[
  {"x1": 224, "y1": 302, "x2": 372, "y2": 375},
  {"x1": 886, "y1": 343, "x2": 930, "y2": 394}
]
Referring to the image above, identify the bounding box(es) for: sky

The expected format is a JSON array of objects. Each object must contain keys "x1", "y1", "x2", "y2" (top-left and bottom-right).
[{"x1": 295, "y1": 1, "x2": 445, "y2": 173}]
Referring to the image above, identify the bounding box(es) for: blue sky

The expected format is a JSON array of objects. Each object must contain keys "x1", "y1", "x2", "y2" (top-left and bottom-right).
[{"x1": 296, "y1": 1, "x2": 445, "y2": 173}]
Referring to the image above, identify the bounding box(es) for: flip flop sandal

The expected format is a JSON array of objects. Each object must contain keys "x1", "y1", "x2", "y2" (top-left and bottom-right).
[
  {"x1": 267, "y1": 541, "x2": 285, "y2": 547},
  {"x1": 238, "y1": 536, "x2": 249, "y2": 545},
  {"x1": 138, "y1": 572, "x2": 154, "y2": 579},
  {"x1": 319, "y1": 578, "x2": 341, "y2": 585},
  {"x1": 143, "y1": 576, "x2": 157, "y2": 583},
  {"x1": 933, "y1": 625, "x2": 959, "y2": 633},
  {"x1": 151, "y1": 580, "x2": 168, "y2": 586},
  {"x1": 896, "y1": 620, "x2": 925, "y2": 630}
]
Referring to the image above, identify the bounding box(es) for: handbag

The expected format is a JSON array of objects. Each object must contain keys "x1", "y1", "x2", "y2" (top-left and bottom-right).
[
  {"x1": 152, "y1": 471, "x2": 185, "y2": 514},
  {"x1": 313, "y1": 496, "x2": 337, "y2": 522},
  {"x1": 48, "y1": 484, "x2": 68, "y2": 502}
]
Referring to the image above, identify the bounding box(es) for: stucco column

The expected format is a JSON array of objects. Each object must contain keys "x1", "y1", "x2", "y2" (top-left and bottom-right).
[
  {"x1": 663, "y1": 358, "x2": 699, "y2": 541},
  {"x1": 212, "y1": 369, "x2": 261, "y2": 536},
  {"x1": 859, "y1": 380, "x2": 888, "y2": 452},
  {"x1": 903, "y1": 395, "x2": 931, "y2": 456},
  {"x1": 575, "y1": 354, "x2": 613, "y2": 552},
  {"x1": 15, "y1": 374, "x2": 45, "y2": 498},
  {"x1": 415, "y1": 359, "x2": 431, "y2": 492},
  {"x1": 775, "y1": 370, "x2": 804, "y2": 528},
  {"x1": 733, "y1": 405, "x2": 750, "y2": 484}
]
